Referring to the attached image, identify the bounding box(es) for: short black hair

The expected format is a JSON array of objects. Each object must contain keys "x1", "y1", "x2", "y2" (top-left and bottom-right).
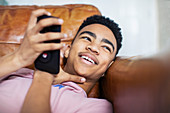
[{"x1": 72, "y1": 15, "x2": 123, "y2": 57}]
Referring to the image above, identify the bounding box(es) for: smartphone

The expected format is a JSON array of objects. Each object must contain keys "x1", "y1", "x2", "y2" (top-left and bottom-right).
[{"x1": 34, "y1": 15, "x2": 61, "y2": 74}]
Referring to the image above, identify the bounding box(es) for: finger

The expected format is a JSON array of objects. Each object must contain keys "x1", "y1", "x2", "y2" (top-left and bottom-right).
[
  {"x1": 52, "y1": 76, "x2": 86, "y2": 85},
  {"x1": 33, "y1": 43, "x2": 64, "y2": 52},
  {"x1": 32, "y1": 18, "x2": 64, "y2": 34},
  {"x1": 27, "y1": 9, "x2": 51, "y2": 31},
  {"x1": 34, "y1": 33, "x2": 67, "y2": 43},
  {"x1": 68, "y1": 75, "x2": 86, "y2": 83},
  {"x1": 60, "y1": 44, "x2": 68, "y2": 58}
]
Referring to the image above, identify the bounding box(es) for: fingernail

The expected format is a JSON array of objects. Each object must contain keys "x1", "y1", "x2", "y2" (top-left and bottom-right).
[
  {"x1": 60, "y1": 51, "x2": 64, "y2": 58},
  {"x1": 62, "y1": 43, "x2": 66, "y2": 47},
  {"x1": 58, "y1": 19, "x2": 64, "y2": 24},
  {"x1": 81, "y1": 78, "x2": 86, "y2": 82},
  {"x1": 47, "y1": 12, "x2": 51, "y2": 16},
  {"x1": 64, "y1": 34, "x2": 67, "y2": 38}
]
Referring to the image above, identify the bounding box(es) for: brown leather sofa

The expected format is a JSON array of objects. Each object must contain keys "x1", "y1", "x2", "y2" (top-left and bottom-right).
[{"x1": 0, "y1": 4, "x2": 170, "y2": 113}]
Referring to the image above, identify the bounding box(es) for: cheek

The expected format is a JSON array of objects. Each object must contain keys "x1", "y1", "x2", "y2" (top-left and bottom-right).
[
  {"x1": 97, "y1": 55, "x2": 113, "y2": 70},
  {"x1": 71, "y1": 42, "x2": 85, "y2": 51},
  {"x1": 99, "y1": 52, "x2": 113, "y2": 65}
]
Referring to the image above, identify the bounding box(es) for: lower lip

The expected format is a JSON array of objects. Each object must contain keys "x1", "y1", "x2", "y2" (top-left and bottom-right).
[{"x1": 80, "y1": 57, "x2": 94, "y2": 65}]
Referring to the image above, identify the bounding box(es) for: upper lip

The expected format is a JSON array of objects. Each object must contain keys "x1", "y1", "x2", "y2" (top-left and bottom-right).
[{"x1": 78, "y1": 52, "x2": 99, "y2": 65}]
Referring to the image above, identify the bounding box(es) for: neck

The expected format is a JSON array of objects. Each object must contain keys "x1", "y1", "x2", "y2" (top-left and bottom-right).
[
  {"x1": 64, "y1": 65, "x2": 98, "y2": 94},
  {"x1": 77, "y1": 79, "x2": 97, "y2": 94}
]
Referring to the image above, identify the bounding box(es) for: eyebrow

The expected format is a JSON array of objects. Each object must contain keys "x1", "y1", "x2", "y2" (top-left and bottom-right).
[
  {"x1": 79, "y1": 31, "x2": 96, "y2": 39},
  {"x1": 101, "y1": 38, "x2": 115, "y2": 51},
  {"x1": 79, "y1": 31, "x2": 114, "y2": 51}
]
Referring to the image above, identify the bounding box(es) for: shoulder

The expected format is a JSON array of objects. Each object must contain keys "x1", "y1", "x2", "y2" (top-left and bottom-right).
[
  {"x1": 0, "y1": 68, "x2": 33, "y2": 113},
  {"x1": 0, "y1": 68, "x2": 34, "y2": 81}
]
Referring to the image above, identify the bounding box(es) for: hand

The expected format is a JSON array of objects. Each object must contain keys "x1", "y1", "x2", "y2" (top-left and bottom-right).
[
  {"x1": 53, "y1": 67, "x2": 86, "y2": 84},
  {"x1": 34, "y1": 67, "x2": 86, "y2": 85},
  {"x1": 14, "y1": 9, "x2": 67, "y2": 68}
]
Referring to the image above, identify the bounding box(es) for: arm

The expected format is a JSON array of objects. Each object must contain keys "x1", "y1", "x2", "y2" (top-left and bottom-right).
[
  {"x1": 21, "y1": 71, "x2": 53, "y2": 113},
  {"x1": 0, "y1": 9, "x2": 65, "y2": 80},
  {"x1": 0, "y1": 52, "x2": 23, "y2": 79},
  {"x1": 21, "y1": 68, "x2": 86, "y2": 113}
]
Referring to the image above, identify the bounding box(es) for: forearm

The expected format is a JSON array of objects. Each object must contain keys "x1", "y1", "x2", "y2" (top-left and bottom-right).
[
  {"x1": 0, "y1": 52, "x2": 24, "y2": 79},
  {"x1": 21, "y1": 71, "x2": 53, "y2": 113}
]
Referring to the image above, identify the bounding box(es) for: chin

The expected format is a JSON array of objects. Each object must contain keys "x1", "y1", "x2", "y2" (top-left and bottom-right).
[
  {"x1": 75, "y1": 69, "x2": 101, "y2": 80},
  {"x1": 76, "y1": 70, "x2": 89, "y2": 77},
  {"x1": 75, "y1": 69, "x2": 91, "y2": 78}
]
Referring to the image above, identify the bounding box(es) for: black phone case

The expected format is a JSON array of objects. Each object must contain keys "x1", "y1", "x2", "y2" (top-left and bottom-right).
[{"x1": 34, "y1": 15, "x2": 61, "y2": 74}]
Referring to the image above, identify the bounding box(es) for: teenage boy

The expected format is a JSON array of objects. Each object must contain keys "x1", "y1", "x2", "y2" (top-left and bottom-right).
[{"x1": 0, "y1": 9, "x2": 122, "y2": 113}]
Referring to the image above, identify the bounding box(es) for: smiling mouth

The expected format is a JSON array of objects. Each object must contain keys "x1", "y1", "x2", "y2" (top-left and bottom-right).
[{"x1": 79, "y1": 54, "x2": 98, "y2": 65}]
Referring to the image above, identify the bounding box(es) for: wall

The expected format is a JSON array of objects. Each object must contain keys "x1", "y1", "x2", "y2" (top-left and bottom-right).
[
  {"x1": 157, "y1": 0, "x2": 170, "y2": 50},
  {"x1": 5, "y1": 0, "x2": 160, "y2": 57},
  {"x1": 0, "y1": 0, "x2": 8, "y2": 5}
]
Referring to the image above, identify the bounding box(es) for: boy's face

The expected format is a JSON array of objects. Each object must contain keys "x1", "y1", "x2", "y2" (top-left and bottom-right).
[{"x1": 64, "y1": 24, "x2": 117, "y2": 80}]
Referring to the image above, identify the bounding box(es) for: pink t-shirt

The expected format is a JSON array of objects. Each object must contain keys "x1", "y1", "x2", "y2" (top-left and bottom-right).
[{"x1": 0, "y1": 68, "x2": 113, "y2": 113}]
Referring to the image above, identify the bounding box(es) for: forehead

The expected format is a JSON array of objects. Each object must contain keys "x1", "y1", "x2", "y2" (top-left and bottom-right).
[{"x1": 76, "y1": 24, "x2": 117, "y2": 49}]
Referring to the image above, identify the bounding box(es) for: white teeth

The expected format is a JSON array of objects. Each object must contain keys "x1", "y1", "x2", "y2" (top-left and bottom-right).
[{"x1": 81, "y1": 56, "x2": 95, "y2": 64}]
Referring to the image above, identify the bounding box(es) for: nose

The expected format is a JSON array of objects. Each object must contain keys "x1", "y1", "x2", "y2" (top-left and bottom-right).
[{"x1": 86, "y1": 43, "x2": 100, "y2": 55}]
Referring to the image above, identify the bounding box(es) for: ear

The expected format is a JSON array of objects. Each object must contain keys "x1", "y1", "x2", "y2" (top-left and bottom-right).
[
  {"x1": 107, "y1": 61, "x2": 114, "y2": 69},
  {"x1": 101, "y1": 73, "x2": 105, "y2": 77},
  {"x1": 102, "y1": 61, "x2": 114, "y2": 77},
  {"x1": 64, "y1": 45, "x2": 71, "y2": 58}
]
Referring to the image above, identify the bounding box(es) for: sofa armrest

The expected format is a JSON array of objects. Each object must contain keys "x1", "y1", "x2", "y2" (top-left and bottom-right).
[{"x1": 100, "y1": 56, "x2": 170, "y2": 113}]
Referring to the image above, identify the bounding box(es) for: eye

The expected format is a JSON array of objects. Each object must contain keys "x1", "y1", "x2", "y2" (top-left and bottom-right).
[
  {"x1": 103, "y1": 46, "x2": 111, "y2": 52},
  {"x1": 81, "y1": 36, "x2": 91, "y2": 42}
]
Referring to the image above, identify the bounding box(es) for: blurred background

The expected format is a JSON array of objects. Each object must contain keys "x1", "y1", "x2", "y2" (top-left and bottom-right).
[{"x1": 0, "y1": 0, "x2": 169, "y2": 57}]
